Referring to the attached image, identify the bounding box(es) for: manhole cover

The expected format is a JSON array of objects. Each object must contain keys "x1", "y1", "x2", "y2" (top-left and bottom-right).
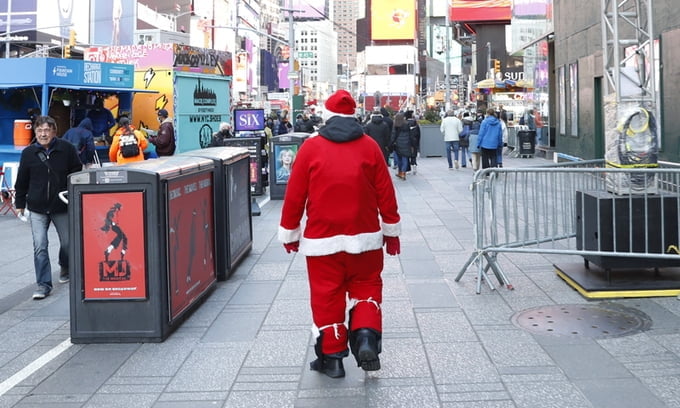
[{"x1": 511, "y1": 303, "x2": 652, "y2": 339}]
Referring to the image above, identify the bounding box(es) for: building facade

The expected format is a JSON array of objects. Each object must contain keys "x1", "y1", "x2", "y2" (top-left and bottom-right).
[{"x1": 551, "y1": 0, "x2": 680, "y2": 161}]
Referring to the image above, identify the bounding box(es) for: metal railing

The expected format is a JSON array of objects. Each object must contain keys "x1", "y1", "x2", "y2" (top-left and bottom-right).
[{"x1": 456, "y1": 160, "x2": 680, "y2": 293}]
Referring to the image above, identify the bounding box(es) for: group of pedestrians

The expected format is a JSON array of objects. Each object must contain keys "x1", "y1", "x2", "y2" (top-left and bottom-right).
[
  {"x1": 440, "y1": 108, "x2": 508, "y2": 171},
  {"x1": 108, "y1": 109, "x2": 175, "y2": 164},
  {"x1": 362, "y1": 107, "x2": 420, "y2": 181},
  {"x1": 14, "y1": 106, "x2": 177, "y2": 301}
]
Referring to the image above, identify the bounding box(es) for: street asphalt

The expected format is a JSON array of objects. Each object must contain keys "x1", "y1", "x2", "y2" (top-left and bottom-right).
[{"x1": 0, "y1": 150, "x2": 679, "y2": 407}]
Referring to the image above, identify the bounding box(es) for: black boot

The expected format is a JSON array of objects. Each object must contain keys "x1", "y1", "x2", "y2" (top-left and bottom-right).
[
  {"x1": 349, "y1": 328, "x2": 382, "y2": 371},
  {"x1": 310, "y1": 333, "x2": 348, "y2": 378},
  {"x1": 310, "y1": 352, "x2": 346, "y2": 378}
]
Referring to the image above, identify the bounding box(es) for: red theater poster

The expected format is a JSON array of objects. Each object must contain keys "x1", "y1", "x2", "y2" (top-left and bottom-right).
[
  {"x1": 167, "y1": 172, "x2": 216, "y2": 320},
  {"x1": 82, "y1": 192, "x2": 147, "y2": 300}
]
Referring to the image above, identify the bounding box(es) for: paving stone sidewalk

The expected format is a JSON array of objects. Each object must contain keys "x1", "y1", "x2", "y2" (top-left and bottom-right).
[{"x1": 0, "y1": 152, "x2": 679, "y2": 407}]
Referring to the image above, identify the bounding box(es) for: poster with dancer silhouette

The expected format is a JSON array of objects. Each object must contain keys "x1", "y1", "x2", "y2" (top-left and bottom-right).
[
  {"x1": 167, "y1": 172, "x2": 216, "y2": 320},
  {"x1": 82, "y1": 192, "x2": 146, "y2": 300}
]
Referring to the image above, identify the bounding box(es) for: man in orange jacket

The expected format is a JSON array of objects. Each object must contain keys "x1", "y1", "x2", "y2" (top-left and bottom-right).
[{"x1": 108, "y1": 117, "x2": 147, "y2": 164}]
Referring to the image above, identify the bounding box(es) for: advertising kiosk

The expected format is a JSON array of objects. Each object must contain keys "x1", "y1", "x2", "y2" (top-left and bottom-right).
[
  {"x1": 68, "y1": 156, "x2": 217, "y2": 343},
  {"x1": 269, "y1": 133, "x2": 309, "y2": 199},
  {"x1": 181, "y1": 147, "x2": 253, "y2": 280}
]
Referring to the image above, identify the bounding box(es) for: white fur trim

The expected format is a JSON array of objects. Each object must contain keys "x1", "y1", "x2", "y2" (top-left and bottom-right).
[
  {"x1": 300, "y1": 230, "x2": 383, "y2": 256},
  {"x1": 278, "y1": 225, "x2": 301, "y2": 243},
  {"x1": 322, "y1": 111, "x2": 356, "y2": 122},
  {"x1": 348, "y1": 297, "x2": 380, "y2": 311},
  {"x1": 381, "y1": 221, "x2": 401, "y2": 237},
  {"x1": 311, "y1": 322, "x2": 346, "y2": 338}
]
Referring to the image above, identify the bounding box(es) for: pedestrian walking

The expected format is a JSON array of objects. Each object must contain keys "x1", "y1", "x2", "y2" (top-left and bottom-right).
[
  {"x1": 477, "y1": 108, "x2": 504, "y2": 169},
  {"x1": 497, "y1": 115, "x2": 509, "y2": 167},
  {"x1": 440, "y1": 110, "x2": 463, "y2": 169},
  {"x1": 278, "y1": 89, "x2": 401, "y2": 379},
  {"x1": 465, "y1": 112, "x2": 482, "y2": 170},
  {"x1": 363, "y1": 108, "x2": 392, "y2": 164},
  {"x1": 14, "y1": 115, "x2": 82, "y2": 299},
  {"x1": 390, "y1": 112, "x2": 415, "y2": 180},
  {"x1": 405, "y1": 110, "x2": 420, "y2": 174}
]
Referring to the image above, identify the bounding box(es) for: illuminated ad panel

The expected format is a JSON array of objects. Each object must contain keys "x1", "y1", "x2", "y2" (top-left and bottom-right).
[
  {"x1": 371, "y1": 0, "x2": 416, "y2": 41},
  {"x1": 91, "y1": 0, "x2": 136, "y2": 46},
  {"x1": 450, "y1": 0, "x2": 511, "y2": 22}
]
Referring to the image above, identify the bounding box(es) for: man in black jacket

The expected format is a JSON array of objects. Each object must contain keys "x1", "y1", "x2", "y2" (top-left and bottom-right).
[
  {"x1": 150, "y1": 109, "x2": 176, "y2": 156},
  {"x1": 363, "y1": 109, "x2": 391, "y2": 164},
  {"x1": 14, "y1": 115, "x2": 82, "y2": 299}
]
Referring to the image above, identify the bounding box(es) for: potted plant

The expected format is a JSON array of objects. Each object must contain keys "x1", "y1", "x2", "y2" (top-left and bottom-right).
[
  {"x1": 52, "y1": 89, "x2": 71, "y2": 106},
  {"x1": 418, "y1": 108, "x2": 445, "y2": 157}
]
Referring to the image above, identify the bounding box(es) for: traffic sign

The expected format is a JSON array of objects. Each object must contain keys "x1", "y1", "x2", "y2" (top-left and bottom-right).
[
  {"x1": 298, "y1": 51, "x2": 314, "y2": 58},
  {"x1": 268, "y1": 92, "x2": 289, "y2": 100}
]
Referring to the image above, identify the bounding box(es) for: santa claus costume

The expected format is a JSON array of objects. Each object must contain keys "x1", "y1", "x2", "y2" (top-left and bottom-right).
[{"x1": 278, "y1": 89, "x2": 401, "y2": 378}]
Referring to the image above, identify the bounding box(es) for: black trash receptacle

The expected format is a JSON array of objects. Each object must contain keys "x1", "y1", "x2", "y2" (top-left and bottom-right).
[
  {"x1": 180, "y1": 147, "x2": 253, "y2": 280},
  {"x1": 219, "y1": 137, "x2": 266, "y2": 196},
  {"x1": 269, "y1": 133, "x2": 310, "y2": 200},
  {"x1": 68, "y1": 156, "x2": 218, "y2": 343},
  {"x1": 517, "y1": 130, "x2": 536, "y2": 157}
]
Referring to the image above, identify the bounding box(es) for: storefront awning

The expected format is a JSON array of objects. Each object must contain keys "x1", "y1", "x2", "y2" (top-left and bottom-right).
[
  {"x1": 475, "y1": 78, "x2": 534, "y2": 90},
  {"x1": 51, "y1": 84, "x2": 158, "y2": 94},
  {"x1": 0, "y1": 83, "x2": 42, "y2": 89}
]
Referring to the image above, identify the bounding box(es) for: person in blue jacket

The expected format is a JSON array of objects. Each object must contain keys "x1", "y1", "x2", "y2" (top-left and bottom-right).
[
  {"x1": 62, "y1": 118, "x2": 96, "y2": 167},
  {"x1": 476, "y1": 108, "x2": 504, "y2": 169}
]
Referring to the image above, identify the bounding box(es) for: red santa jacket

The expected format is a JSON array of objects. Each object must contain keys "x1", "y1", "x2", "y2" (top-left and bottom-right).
[{"x1": 278, "y1": 116, "x2": 401, "y2": 256}]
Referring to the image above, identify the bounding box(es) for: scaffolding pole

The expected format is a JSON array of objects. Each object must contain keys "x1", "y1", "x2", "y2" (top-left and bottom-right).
[{"x1": 601, "y1": 0, "x2": 656, "y2": 109}]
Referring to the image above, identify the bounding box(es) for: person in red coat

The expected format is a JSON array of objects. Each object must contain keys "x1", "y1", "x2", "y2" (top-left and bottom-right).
[{"x1": 278, "y1": 90, "x2": 401, "y2": 378}]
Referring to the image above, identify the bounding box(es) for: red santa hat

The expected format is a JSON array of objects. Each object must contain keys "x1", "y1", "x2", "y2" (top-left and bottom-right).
[{"x1": 323, "y1": 89, "x2": 356, "y2": 120}]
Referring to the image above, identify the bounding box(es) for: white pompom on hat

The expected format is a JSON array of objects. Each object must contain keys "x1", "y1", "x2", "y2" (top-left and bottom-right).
[{"x1": 323, "y1": 89, "x2": 356, "y2": 120}]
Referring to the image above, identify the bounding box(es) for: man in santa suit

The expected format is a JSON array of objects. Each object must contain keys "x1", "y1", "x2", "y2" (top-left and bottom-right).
[{"x1": 278, "y1": 89, "x2": 401, "y2": 378}]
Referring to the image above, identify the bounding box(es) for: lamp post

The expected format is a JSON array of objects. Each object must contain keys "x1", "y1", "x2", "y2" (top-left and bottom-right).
[{"x1": 444, "y1": 2, "x2": 451, "y2": 111}]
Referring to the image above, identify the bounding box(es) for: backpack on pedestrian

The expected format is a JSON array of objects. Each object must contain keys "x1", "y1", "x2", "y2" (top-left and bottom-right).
[{"x1": 119, "y1": 129, "x2": 140, "y2": 158}]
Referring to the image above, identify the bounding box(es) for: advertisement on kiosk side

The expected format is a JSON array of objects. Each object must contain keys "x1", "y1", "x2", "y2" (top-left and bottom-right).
[
  {"x1": 82, "y1": 192, "x2": 147, "y2": 300},
  {"x1": 167, "y1": 172, "x2": 216, "y2": 320}
]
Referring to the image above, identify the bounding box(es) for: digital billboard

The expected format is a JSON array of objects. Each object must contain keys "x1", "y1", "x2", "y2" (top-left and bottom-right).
[
  {"x1": 233, "y1": 109, "x2": 266, "y2": 132},
  {"x1": 91, "y1": 0, "x2": 136, "y2": 46},
  {"x1": 371, "y1": 0, "x2": 416, "y2": 41},
  {"x1": 450, "y1": 0, "x2": 512, "y2": 22}
]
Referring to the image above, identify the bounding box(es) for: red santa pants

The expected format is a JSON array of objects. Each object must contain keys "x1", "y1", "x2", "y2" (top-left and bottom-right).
[{"x1": 306, "y1": 249, "x2": 384, "y2": 355}]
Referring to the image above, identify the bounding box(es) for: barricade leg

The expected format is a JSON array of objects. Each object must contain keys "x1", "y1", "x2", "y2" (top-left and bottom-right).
[
  {"x1": 455, "y1": 251, "x2": 498, "y2": 294},
  {"x1": 484, "y1": 253, "x2": 513, "y2": 290}
]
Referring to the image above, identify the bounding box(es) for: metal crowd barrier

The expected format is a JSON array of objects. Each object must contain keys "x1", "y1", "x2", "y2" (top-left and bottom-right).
[{"x1": 456, "y1": 160, "x2": 680, "y2": 293}]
